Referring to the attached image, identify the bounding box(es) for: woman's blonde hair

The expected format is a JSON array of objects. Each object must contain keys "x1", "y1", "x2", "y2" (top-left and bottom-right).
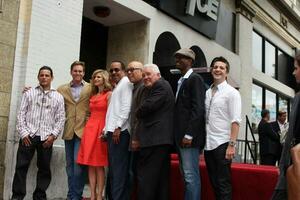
[{"x1": 90, "y1": 69, "x2": 112, "y2": 96}]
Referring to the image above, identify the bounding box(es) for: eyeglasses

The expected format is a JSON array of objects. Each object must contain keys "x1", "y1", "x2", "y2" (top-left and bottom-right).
[
  {"x1": 126, "y1": 68, "x2": 142, "y2": 73},
  {"x1": 109, "y1": 68, "x2": 121, "y2": 73}
]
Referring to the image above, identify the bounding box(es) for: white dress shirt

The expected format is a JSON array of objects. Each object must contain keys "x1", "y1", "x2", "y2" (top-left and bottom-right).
[
  {"x1": 278, "y1": 121, "x2": 289, "y2": 144},
  {"x1": 105, "y1": 76, "x2": 133, "y2": 132},
  {"x1": 175, "y1": 68, "x2": 193, "y2": 100},
  {"x1": 17, "y1": 85, "x2": 65, "y2": 141},
  {"x1": 205, "y1": 81, "x2": 242, "y2": 150}
]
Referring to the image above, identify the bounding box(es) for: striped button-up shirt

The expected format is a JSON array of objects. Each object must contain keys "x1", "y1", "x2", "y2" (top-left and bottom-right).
[{"x1": 16, "y1": 85, "x2": 65, "y2": 141}]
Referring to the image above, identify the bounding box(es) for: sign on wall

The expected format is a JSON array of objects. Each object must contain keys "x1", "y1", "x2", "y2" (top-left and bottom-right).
[
  {"x1": 186, "y1": 0, "x2": 219, "y2": 21},
  {"x1": 151, "y1": 0, "x2": 220, "y2": 39}
]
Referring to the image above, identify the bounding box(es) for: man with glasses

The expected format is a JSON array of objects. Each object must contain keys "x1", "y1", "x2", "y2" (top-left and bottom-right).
[
  {"x1": 105, "y1": 61, "x2": 133, "y2": 200},
  {"x1": 125, "y1": 61, "x2": 145, "y2": 198},
  {"x1": 126, "y1": 61, "x2": 144, "y2": 152}
]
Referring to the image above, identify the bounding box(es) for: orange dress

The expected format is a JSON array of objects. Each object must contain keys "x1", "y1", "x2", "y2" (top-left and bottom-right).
[{"x1": 77, "y1": 92, "x2": 109, "y2": 166}]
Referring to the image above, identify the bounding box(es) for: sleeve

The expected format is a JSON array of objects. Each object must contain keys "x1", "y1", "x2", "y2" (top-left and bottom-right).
[
  {"x1": 228, "y1": 89, "x2": 242, "y2": 125},
  {"x1": 265, "y1": 122, "x2": 280, "y2": 141},
  {"x1": 185, "y1": 75, "x2": 206, "y2": 137},
  {"x1": 115, "y1": 81, "x2": 133, "y2": 128},
  {"x1": 136, "y1": 81, "x2": 167, "y2": 118},
  {"x1": 16, "y1": 92, "x2": 31, "y2": 138},
  {"x1": 51, "y1": 94, "x2": 66, "y2": 137}
]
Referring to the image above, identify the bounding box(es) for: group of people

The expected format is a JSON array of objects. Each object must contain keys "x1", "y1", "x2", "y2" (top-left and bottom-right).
[
  {"x1": 15, "y1": 46, "x2": 300, "y2": 200},
  {"x1": 258, "y1": 109, "x2": 288, "y2": 166}
]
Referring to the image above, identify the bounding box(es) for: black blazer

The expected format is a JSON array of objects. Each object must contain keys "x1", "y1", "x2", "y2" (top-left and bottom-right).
[
  {"x1": 270, "y1": 121, "x2": 280, "y2": 137},
  {"x1": 258, "y1": 120, "x2": 281, "y2": 156},
  {"x1": 174, "y1": 72, "x2": 206, "y2": 149},
  {"x1": 136, "y1": 78, "x2": 175, "y2": 148}
]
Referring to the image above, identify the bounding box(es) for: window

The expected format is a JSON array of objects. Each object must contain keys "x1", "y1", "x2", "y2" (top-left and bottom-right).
[
  {"x1": 251, "y1": 84, "x2": 263, "y2": 132},
  {"x1": 252, "y1": 31, "x2": 263, "y2": 71},
  {"x1": 279, "y1": 96, "x2": 289, "y2": 120},
  {"x1": 278, "y1": 50, "x2": 295, "y2": 88},
  {"x1": 252, "y1": 83, "x2": 291, "y2": 130},
  {"x1": 265, "y1": 90, "x2": 276, "y2": 121},
  {"x1": 252, "y1": 30, "x2": 295, "y2": 89},
  {"x1": 265, "y1": 41, "x2": 276, "y2": 78}
]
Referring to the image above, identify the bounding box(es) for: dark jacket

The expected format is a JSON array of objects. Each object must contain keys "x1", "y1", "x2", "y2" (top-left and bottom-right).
[
  {"x1": 272, "y1": 93, "x2": 300, "y2": 199},
  {"x1": 258, "y1": 119, "x2": 281, "y2": 156},
  {"x1": 174, "y1": 72, "x2": 206, "y2": 149},
  {"x1": 136, "y1": 78, "x2": 175, "y2": 148}
]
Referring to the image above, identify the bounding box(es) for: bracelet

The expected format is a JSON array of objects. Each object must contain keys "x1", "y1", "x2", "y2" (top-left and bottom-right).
[{"x1": 228, "y1": 140, "x2": 236, "y2": 147}]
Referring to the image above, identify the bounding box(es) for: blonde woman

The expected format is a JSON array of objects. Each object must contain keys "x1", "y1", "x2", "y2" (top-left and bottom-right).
[{"x1": 77, "y1": 69, "x2": 112, "y2": 200}]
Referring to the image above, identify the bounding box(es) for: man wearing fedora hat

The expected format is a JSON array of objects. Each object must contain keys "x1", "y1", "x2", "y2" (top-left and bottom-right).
[{"x1": 174, "y1": 48, "x2": 206, "y2": 200}]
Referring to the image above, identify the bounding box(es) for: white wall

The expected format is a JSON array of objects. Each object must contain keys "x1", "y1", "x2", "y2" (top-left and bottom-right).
[{"x1": 4, "y1": 0, "x2": 84, "y2": 199}]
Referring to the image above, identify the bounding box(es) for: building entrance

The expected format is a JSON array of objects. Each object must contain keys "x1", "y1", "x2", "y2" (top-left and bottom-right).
[{"x1": 80, "y1": 0, "x2": 148, "y2": 81}]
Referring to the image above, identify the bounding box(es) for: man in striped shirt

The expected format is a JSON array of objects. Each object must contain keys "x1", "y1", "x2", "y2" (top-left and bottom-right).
[{"x1": 11, "y1": 66, "x2": 65, "y2": 200}]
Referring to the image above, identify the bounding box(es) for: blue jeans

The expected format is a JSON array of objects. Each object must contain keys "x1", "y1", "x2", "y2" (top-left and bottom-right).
[
  {"x1": 65, "y1": 135, "x2": 86, "y2": 200},
  {"x1": 107, "y1": 130, "x2": 130, "y2": 200},
  {"x1": 178, "y1": 147, "x2": 201, "y2": 200}
]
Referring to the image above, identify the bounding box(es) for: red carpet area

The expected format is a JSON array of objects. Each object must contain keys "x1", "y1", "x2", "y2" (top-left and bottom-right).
[{"x1": 170, "y1": 154, "x2": 279, "y2": 200}]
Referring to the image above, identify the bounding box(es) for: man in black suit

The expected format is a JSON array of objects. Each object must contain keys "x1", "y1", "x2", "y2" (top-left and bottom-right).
[
  {"x1": 258, "y1": 109, "x2": 281, "y2": 165},
  {"x1": 272, "y1": 53, "x2": 300, "y2": 199},
  {"x1": 135, "y1": 64, "x2": 174, "y2": 200},
  {"x1": 270, "y1": 110, "x2": 288, "y2": 163},
  {"x1": 173, "y1": 48, "x2": 206, "y2": 200}
]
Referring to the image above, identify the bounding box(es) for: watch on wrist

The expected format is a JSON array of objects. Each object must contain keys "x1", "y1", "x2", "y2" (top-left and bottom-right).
[{"x1": 228, "y1": 140, "x2": 236, "y2": 147}]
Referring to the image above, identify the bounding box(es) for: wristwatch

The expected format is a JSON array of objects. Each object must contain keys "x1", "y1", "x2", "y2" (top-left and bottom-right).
[{"x1": 228, "y1": 140, "x2": 236, "y2": 147}]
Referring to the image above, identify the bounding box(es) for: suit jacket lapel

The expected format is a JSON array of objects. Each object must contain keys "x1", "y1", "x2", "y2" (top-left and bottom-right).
[
  {"x1": 176, "y1": 79, "x2": 186, "y2": 103},
  {"x1": 67, "y1": 84, "x2": 76, "y2": 103},
  {"x1": 77, "y1": 81, "x2": 88, "y2": 103}
]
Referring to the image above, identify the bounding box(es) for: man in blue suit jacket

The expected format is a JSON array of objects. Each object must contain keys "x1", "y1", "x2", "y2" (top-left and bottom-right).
[{"x1": 174, "y1": 48, "x2": 206, "y2": 200}]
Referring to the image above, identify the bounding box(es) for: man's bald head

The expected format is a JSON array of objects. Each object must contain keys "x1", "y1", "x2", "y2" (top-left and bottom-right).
[{"x1": 127, "y1": 61, "x2": 143, "y2": 84}]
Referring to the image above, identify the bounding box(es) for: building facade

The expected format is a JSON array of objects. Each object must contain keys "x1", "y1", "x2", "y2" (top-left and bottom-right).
[{"x1": 1, "y1": 0, "x2": 300, "y2": 199}]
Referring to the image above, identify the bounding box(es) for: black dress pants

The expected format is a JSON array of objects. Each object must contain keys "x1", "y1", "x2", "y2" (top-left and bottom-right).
[
  {"x1": 204, "y1": 142, "x2": 232, "y2": 200},
  {"x1": 12, "y1": 136, "x2": 52, "y2": 200},
  {"x1": 260, "y1": 154, "x2": 279, "y2": 166},
  {"x1": 137, "y1": 144, "x2": 171, "y2": 200}
]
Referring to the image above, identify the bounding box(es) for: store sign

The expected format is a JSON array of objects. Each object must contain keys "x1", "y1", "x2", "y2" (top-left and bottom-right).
[
  {"x1": 186, "y1": 0, "x2": 219, "y2": 21},
  {"x1": 149, "y1": 0, "x2": 221, "y2": 39}
]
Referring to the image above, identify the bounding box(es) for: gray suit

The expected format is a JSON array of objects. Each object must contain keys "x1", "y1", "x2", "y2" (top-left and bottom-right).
[{"x1": 272, "y1": 92, "x2": 300, "y2": 199}]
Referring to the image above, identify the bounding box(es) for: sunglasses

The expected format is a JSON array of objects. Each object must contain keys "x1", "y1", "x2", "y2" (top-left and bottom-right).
[
  {"x1": 109, "y1": 68, "x2": 121, "y2": 73},
  {"x1": 126, "y1": 68, "x2": 142, "y2": 73}
]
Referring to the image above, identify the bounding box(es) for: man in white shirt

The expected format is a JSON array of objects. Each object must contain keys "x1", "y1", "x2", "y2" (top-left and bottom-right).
[
  {"x1": 269, "y1": 110, "x2": 288, "y2": 165},
  {"x1": 204, "y1": 57, "x2": 242, "y2": 200},
  {"x1": 272, "y1": 110, "x2": 288, "y2": 145},
  {"x1": 105, "y1": 61, "x2": 133, "y2": 200}
]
